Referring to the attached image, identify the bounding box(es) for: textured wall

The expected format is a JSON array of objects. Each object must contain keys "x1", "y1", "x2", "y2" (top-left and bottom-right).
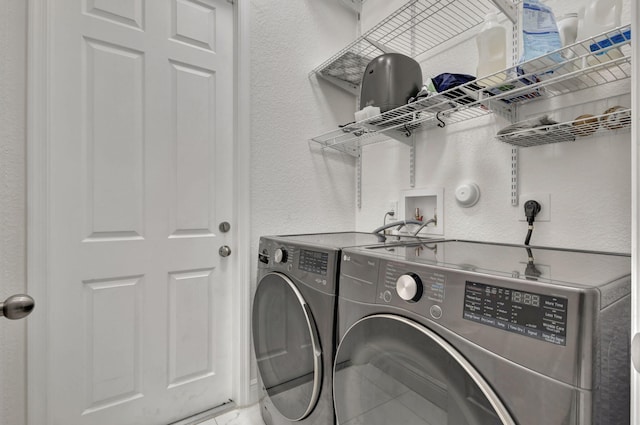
[
  {"x1": 0, "y1": 1, "x2": 27, "y2": 424},
  {"x1": 250, "y1": 0, "x2": 357, "y2": 243},
  {"x1": 249, "y1": 0, "x2": 358, "y2": 260},
  {"x1": 356, "y1": 0, "x2": 632, "y2": 253},
  {"x1": 249, "y1": 0, "x2": 358, "y2": 390}
]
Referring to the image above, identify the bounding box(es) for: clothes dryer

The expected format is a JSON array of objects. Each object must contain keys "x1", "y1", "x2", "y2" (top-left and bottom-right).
[
  {"x1": 334, "y1": 240, "x2": 630, "y2": 425},
  {"x1": 252, "y1": 232, "x2": 425, "y2": 425}
]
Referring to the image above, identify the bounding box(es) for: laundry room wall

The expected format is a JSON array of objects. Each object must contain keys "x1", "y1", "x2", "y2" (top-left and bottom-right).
[
  {"x1": 0, "y1": 1, "x2": 28, "y2": 424},
  {"x1": 249, "y1": 0, "x2": 358, "y2": 395},
  {"x1": 355, "y1": 0, "x2": 632, "y2": 253},
  {"x1": 250, "y1": 0, "x2": 358, "y2": 241}
]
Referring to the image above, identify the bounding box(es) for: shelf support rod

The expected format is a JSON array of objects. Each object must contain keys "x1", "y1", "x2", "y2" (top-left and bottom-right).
[
  {"x1": 356, "y1": 148, "x2": 362, "y2": 209},
  {"x1": 509, "y1": 0, "x2": 519, "y2": 206},
  {"x1": 410, "y1": 135, "x2": 416, "y2": 188},
  {"x1": 491, "y1": 0, "x2": 517, "y2": 24},
  {"x1": 511, "y1": 147, "x2": 519, "y2": 206}
]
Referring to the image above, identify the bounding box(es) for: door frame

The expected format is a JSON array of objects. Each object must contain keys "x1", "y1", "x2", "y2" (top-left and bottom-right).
[
  {"x1": 25, "y1": 1, "x2": 252, "y2": 423},
  {"x1": 632, "y1": 2, "x2": 639, "y2": 424}
]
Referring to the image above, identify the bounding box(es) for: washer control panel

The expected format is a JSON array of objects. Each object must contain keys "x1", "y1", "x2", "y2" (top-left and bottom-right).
[
  {"x1": 463, "y1": 281, "x2": 568, "y2": 346},
  {"x1": 384, "y1": 262, "x2": 445, "y2": 304}
]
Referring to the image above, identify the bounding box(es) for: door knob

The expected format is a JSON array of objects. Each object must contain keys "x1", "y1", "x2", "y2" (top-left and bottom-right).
[
  {"x1": 219, "y1": 245, "x2": 232, "y2": 257},
  {"x1": 1, "y1": 294, "x2": 35, "y2": 320}
]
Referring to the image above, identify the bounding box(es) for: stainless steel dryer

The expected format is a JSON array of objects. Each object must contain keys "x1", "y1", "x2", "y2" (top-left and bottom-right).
[
  {"x1": 252, "y1": 232, "x2": 425, "y2": 425},
  {"x1": 334, "y1": 240, "x2": 631, "y2": 425}
]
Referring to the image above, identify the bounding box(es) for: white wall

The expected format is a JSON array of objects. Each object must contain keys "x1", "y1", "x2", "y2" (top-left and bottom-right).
[
  {"x1": 356, "y1": 0, "x2": 632, "y2": 253},
  {"x1": 250, "y1": 0, "x2": 357, "y2": 242},
  {"x1": 0, "y1": 1, "x2": 27, "y2": 425},
  {"x1": 248, "y1": 0, "x2": 358, "y2": 389}
]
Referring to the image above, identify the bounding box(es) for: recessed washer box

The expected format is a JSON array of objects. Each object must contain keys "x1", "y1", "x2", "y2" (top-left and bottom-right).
[{"x1": 399, "y1": 187, "x2": 444, "y2": 236}]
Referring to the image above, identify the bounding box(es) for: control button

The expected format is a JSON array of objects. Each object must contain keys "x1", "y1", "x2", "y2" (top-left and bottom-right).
[
  {"x1": 430, "y1": 305, "x2": 443, "y2": 319},
  {"x1": 274, "y1": 248, "x2": 288, "y2": 264},
  {"x1": 383, "y1": 290, "x2": 392, "y2": 303},
  {"x1": 396, "y1": 273, "x2": 423, "y2": 302}
]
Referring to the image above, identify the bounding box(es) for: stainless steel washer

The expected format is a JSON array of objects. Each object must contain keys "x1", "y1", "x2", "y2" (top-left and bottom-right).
[
  {"x1": 252, "y1": 232, "x2": 424, "y2": 425},
  {"x1": 334, "y1": 240, "x2": 631, "y2": 425}
]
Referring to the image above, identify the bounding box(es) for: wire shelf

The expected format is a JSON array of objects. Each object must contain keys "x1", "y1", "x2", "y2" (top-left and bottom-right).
[
  {"x1": 473, "y1": 25, "x2": 631, "y2": 103},
  {"x1": 312, "y1": 0, "x2": 497, "y2": 88},
  {"x1": 496, "y1": 108, "x2": 631, "y2": 147},
  {"x1": 311, "y1": 24, "x2": 632, "y2": 154},
  {"x1": 311, "y1": 96, "x2": 453, "y2": 156}
]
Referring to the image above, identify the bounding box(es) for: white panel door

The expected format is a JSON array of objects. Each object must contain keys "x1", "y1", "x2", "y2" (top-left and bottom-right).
[{"x1": 46, "y1": 1, "x2": 235, "y2": 424}]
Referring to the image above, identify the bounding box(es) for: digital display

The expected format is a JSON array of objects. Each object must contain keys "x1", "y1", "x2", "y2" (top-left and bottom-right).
[
  {"x1": 463, "y1": 281, "x2": 568, "y2": 346},
  {"x1": 298, "y1": 250, "x2": 329, "y2": 276},
  {"x1": 511, "y1": 291, "x2": 540, "y2": 307}
]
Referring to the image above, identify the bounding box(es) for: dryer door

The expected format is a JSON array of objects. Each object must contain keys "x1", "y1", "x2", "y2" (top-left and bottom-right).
[
  {"x1": 252, "y1": 272, "x2": 322, "y2": 421},
  {"x1": 334, "y1": 314, "x2": 516, "y2": 425}
]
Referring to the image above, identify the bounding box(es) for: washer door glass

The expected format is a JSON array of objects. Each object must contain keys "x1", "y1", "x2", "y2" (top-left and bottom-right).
[
  {"x1": 334, "y1": 314, "x2": 516, "y2": 425},
  {"x1": 252, "y1": 272, "x2": 322, "y2": 421}
]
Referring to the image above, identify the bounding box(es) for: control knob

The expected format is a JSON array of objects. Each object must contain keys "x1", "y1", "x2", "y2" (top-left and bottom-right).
[
  {"x1": 274, "y1": 248, "x2": 288, "y2": 264},
  {"x1": 395, "y1": 273, "x2": 423, "y2": 302}
]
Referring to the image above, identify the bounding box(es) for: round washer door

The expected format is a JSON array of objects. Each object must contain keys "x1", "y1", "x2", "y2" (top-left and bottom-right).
[
  {"x1": 333, "y1": 314, "x2": 516, "y2": 425},
  {"x1": 252, "y1": 272, "x2": 322, "y2": 421}
]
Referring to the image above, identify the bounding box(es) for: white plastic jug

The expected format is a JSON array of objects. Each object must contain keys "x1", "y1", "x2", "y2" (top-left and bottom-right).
[
  {"x1": 476, "y1": 12, "x2": 507, "y2": 78},
  {"x1": 578, "y1": 0, "x2": 623, "y2": 65},
  {"x1": 577, "y1": 0, "x2": 622, "y2": 41},
  {"x1": 557, "y1": 13, "x2": 579, "y2": 47}
]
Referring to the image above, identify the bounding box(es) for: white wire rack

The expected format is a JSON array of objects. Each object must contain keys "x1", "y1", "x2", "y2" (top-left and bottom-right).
[
  {"x1": 312, "y1": 0, "x2": 499, "y2": 93},
  {"x1": 496, "y1": 108, "x2": 631, "y2": 147},
  {"x1": 311, "y1": 24, "x2": 632, "y2": 154},
  {"x1": 311, "y1": 98, "x2": 447, "y2": 156},
  {"x1": 474, "y1": 25, "x2": 631, "y2": 102}
]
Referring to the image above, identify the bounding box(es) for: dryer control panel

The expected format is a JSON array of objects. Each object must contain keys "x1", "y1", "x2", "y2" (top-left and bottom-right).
[{"x1": 258, "y1": 237, "x2": 339, "y2": 296}]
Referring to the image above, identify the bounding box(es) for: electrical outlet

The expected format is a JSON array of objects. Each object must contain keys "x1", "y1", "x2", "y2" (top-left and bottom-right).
[
  {"x1": 388, "y1": 200, "x2": 398, "y2": 217},
  {"x1": 518, "y1": 193, "x2": 551, "y2": 222}
]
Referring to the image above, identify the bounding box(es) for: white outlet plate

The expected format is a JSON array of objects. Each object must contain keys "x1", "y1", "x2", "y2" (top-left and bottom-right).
[
  {"x1": 388, "y1": 200, "x2": 398, "y2": 217},
  {"x1": 517, "y1": 193, "x2": 551, "y2": 222}
]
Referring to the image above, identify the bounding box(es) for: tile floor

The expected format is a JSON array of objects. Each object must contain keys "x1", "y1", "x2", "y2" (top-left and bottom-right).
[
  {"x1": 335, "y1": 363, "x2": 447, "y2": 425},
  {"x1": 199, "y1": 404, "x2": 264, "y2": 425},
  {"x1": 204, "y1": 361, "x2": 449, "y2": 425}
]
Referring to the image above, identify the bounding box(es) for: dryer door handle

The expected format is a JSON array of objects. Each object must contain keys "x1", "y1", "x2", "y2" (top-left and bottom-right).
[{"x1": 632, "y1": 333, "x2": 640, "y2": 373}]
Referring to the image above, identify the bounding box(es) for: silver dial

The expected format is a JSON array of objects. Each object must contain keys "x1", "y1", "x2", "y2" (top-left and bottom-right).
[
  {"x1": 396, "y1": 273, "x2": 422, "y2": 302},
  {"x1": 274, "y1": 248, "x2": 288, "y2": 264}
]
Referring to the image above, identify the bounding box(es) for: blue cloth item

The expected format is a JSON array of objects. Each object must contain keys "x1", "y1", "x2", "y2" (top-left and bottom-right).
[
  {"x1": 432, "y1": 73, "x2": 476, "y2": 92},
  {"x1": 432, "y1": 73, "x2": 480, "y2": 105}
]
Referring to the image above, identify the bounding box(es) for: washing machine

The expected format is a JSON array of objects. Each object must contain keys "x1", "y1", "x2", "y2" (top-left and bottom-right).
[
  {"x1": 252, "y1": 232, "x2": 427, "y2": 425},
  {"x1": 334, "y1": 240, "x2": 630, "y2": 425}
]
